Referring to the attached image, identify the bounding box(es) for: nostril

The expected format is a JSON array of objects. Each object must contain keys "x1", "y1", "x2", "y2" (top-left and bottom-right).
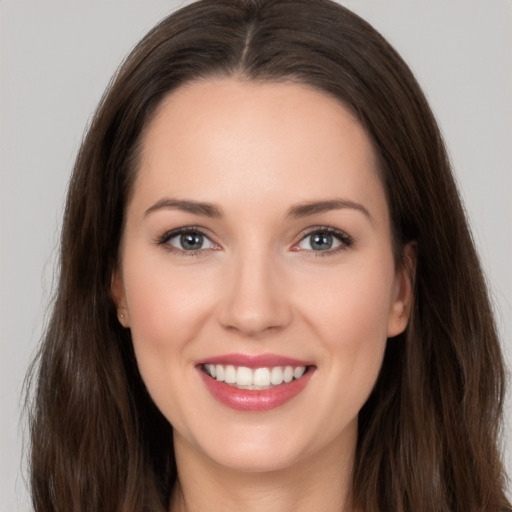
[
  {"x1": 218, "y1": 298, "x2": 293, "y2": 337},
  {"x1": 216, "y1": 260, "x2": 294, "y2": 336}
]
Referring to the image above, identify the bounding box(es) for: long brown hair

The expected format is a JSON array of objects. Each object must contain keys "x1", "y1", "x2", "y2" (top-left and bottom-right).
[{"x1": 27, "y1": 1, "x2": 511, "y2": 510}]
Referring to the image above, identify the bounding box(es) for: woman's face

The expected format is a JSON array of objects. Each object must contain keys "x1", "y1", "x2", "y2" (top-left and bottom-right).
[{"x1": 113, "y1": 78, "x2": 413, "y2": 473}]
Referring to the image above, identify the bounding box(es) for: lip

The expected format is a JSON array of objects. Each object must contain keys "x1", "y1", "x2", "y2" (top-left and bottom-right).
[
  {"x1": 196, "y1": 354, "x2": 315, "y2": 412},
  {"x1": 195, "y1": 353, "x2": 313, "y2": 369}
]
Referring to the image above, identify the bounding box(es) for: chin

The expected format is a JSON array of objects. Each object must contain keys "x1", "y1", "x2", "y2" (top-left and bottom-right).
[
  {"x1": 207, "y1": 444, "x2": 305, "y2": 474},
  {"x1": 184, "y1": 419, "x2": 322, "y2": 475}
]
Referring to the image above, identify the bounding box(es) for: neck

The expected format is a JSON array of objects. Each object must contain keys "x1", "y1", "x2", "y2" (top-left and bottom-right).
[{"x1": 169, "y1": 425, "x2": 358, "y2": 512}]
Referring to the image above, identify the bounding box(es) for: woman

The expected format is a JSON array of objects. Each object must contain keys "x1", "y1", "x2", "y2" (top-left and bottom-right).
[{"x1": 27, "y1": 0, "x2": 511, "y2": 511}]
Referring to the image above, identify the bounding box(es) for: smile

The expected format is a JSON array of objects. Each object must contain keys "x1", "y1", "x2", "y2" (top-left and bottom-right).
[
  {"x1": 197, "y1": 355, "x2": 315, "y2": 412},
  {"x1": 202, "y1": 364, "x2": 307, "y2": 389}
]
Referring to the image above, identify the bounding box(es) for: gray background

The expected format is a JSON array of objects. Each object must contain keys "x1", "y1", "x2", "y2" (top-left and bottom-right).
[{"x1": 1, "y1": 1, "x2": 511, "y2": 510}]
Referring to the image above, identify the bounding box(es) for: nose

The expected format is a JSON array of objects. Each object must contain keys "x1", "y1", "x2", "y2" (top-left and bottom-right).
[{"x1": 218, "y1": 249, "x2": 293, "y2": 338}]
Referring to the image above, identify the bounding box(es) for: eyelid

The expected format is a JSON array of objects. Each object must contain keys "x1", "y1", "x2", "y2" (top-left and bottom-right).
[
  {"x1": 291, "y1": 225, "x2": 354, "y2": 255},
  {"x1": 154, "y1": 226, "x2": 220, "y2": 255},
  {"x1": 154, "y1": 224, "x2": 353, "y2": 256}
]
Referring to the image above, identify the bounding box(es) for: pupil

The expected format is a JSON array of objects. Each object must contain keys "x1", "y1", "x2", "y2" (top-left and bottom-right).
[
  {"x1": 181, "y1": 233, "x2": 203, "y2": 250},
  {"x1": 311, "y1": 233, "x2": 332, "y2": 250}
]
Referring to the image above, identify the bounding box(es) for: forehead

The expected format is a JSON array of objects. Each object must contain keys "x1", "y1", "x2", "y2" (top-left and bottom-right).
[{"x1": 131, "y1": 78, "x2": 388, "y2": 225}]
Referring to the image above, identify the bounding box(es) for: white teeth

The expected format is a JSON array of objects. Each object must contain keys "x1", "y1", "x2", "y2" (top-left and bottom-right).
[
  {"x1": 253, "y1": 367, "x2": 271, "y2": 387},
  {"x1": 293, "y1": 366, "x2": 306, "y2": 379},
  {"x1": 224, "y1": 365, "x2": 236, "y2": 383},
  {"x1": 236, "y1": 366, "x2": 253, "y2": 386},
  {"x1": 270, "y1": 366, "x2": 283, "y2": 385},
  {"x1": 204, "y1": 364, "x2": 308, "y2": 389}
]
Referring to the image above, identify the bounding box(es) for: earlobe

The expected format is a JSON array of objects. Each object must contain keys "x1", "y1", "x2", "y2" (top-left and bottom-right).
[
  {"x1": 111, "y1": 268, "x2": 130, "y2": 328},
  {"x1": 387, "y1": 242, "x2": 416, "y2": 338}
]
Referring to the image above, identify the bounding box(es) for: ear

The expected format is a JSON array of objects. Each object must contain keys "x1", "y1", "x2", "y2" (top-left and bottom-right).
[
  {"x1": 111, "y1": 267, "x2": 130, "y2": 328},
  {"x1": 387, "y1": 242, "x2": 416, "y2": 338}
]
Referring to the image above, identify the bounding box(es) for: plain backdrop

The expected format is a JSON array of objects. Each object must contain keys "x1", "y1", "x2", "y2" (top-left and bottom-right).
[{"x1": 1, "y1": 1, "x2": 511, "y2": 510}]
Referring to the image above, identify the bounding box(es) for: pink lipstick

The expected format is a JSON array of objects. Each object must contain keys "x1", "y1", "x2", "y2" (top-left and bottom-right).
[{"x1": 196, "y1": 354, "x2": 315, "y2": 412}]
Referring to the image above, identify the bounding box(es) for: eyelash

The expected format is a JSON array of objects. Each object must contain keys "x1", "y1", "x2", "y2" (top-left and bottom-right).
[
  {"x1": 294, "y1": 226, "x2": 354, "y2": 257},
  {"x1": 154, "y1": 226, "x2": 217, "y2": 257},
  {"x1": 154, "y1": 225, "x2": 354, "y2": 257}
]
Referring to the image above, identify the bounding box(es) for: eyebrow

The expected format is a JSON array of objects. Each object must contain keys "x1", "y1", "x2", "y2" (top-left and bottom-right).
[
  {"x1": 144, "y1": 197, "x2": 371, "y2": 221},
  {"x1": 287, "y1": 199, "x2": 372, "y2": 221},
  {"x1": 144, "y1": 198, "x2": 223, "y2": 218}
]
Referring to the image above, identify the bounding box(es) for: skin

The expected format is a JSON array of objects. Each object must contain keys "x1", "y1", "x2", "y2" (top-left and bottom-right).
[{"x1": 112, "y1": 78, "x2": 414, "y2": 512}]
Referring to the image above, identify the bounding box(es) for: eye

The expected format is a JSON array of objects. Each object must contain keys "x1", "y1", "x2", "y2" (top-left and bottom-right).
[
  {"x1": 294, "y1": 227, "x2": 353, "y2": 254},
  {"x1": 158, "y1": 228, "x2": 217, "y2": 253}
]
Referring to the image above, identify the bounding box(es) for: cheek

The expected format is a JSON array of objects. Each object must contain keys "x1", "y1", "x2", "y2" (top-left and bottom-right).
[
  {"x1": 301, "y1": 256, "x2": 394, "y2": 340},
  {"x1": 122, "y1": 253, "x2": 218, "y2": 385},
  {"x1": 121, "y1": 255, "x2": 224, "y2": 433},
  {"x1": 298, "y1": 257, "x2": 394, "y2": 394}
]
